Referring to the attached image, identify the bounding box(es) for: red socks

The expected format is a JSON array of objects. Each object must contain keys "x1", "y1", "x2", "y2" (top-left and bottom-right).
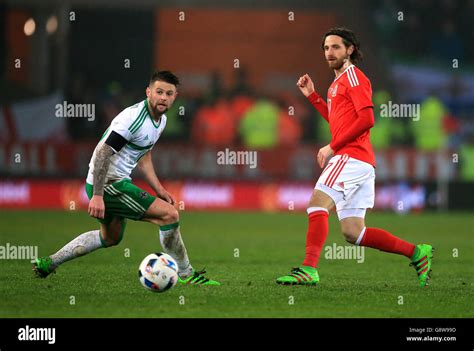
[
  {"x1": 302, "y1": 209, "x2": 329, "y2": 268},
  {"x1": 360, "y1": 227, "x2": 415, "y2": 258},
  {"x1": 301, "y1": 209, "x2": 415, "y2": 268}
]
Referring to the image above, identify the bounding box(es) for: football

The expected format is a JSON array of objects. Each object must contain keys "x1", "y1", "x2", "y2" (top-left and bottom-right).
[{"x1": 138, "y1": 253, "x2": 179, "y2": 293}]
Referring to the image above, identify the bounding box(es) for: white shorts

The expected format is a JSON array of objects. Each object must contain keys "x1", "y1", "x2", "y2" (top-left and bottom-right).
[{"x1": 315, "y1": 154, "x2": 375, "y2": 221}]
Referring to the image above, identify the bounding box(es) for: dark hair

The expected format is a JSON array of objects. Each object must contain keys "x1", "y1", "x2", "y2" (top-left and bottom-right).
[
  {"x1": 321, "y1": 27, "x2": 363, "y2": 64},
  {"x1": 149, "y1": 70, "x2": 180, "y2": 87}
]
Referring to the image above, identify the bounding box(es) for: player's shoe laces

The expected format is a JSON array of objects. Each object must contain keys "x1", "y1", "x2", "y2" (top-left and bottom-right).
[
  {"x1": 33, "y1": 257, "x2": 56, "y2": 278},
  {"x1": 410, "y1": 244, "x2": 434, "y2": 287},
  {"x1": 178, "y1": 269, "x2": 221, "y2": 286},
  {"x1": 276, "y1": 266, "x2": 319, "y2": 285}
]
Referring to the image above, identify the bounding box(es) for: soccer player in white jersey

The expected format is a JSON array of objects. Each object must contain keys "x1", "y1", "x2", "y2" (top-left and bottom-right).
[{"x1": 34, "y1": 71, "x2": 220, "y2": 285}]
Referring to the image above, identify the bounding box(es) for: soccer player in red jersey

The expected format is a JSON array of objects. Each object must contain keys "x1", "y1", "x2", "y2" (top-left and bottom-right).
[{"x1": 276, "y1": 27, "x2": 433, "y2": 287}]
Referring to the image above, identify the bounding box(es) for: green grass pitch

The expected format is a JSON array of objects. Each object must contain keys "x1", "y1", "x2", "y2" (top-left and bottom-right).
[{"x1": 0, "y1": 210, "x2": 472, "y2": 318}]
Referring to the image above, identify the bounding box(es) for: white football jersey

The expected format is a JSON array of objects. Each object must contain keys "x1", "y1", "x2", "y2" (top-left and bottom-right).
[{"x1": 86, "y1": 99, "x2": 167, "y2": 185}]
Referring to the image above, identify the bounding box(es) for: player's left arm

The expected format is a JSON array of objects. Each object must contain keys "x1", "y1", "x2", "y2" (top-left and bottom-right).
[
  {"x1": 137, "y1": 151, "x2": 175, "y2": 205},
  {"x1": 317, "y1": 107, "x2": 374, "y2": 168},
  {"x1": 329, "y1": 106, "x2": 375, "y2": 151}
]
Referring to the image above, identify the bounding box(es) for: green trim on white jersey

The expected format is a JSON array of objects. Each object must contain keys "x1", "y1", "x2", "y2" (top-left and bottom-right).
[
  {"x1": 128, "y1": 100, "x2": 160, "y2": 133},
  {"x1": 128, "y1": 107, "x2": 147, "y2": 134},
  {"x1": 126, "y1": 141, "x2": 154, "y2": 151},
  {"x1": 86, "y1": 99, "x2": 167, "y2": 185}
]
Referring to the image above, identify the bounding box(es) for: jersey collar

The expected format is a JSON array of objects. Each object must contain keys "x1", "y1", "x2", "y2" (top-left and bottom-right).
[
  {"x1": 333, "y1": 64, "x2": 355, "y2": 83},
  {"x1": 144, "y1": 99, "x2": 161, "y2": 128}
]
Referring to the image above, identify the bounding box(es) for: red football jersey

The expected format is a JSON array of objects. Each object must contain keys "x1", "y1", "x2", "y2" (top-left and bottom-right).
[{"x1": 326, "y1": 65, "x2": 375, "y2": 167}]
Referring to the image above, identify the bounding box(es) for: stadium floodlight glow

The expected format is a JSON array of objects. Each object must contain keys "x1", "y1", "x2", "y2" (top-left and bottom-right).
[
  {"x1": 46, "y1": 16, "x2": 58, "y2": 34},
  {"x1": 24, "y1": 18, "x2": 36, "y2": 36}
]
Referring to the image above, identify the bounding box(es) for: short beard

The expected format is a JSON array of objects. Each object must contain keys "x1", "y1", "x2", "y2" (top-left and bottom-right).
[
  {"x1": 329, "y1": 57, "x2": 351, "y2": 70},
  {"x1": 328, "y1": 58, "x2": 344, "y2": 70},
  {"x1": 155, "y1": 108, "x2": 167, "y2": 116},
  {"x1": 152, "y1": 103, "x2": 168, "y2": 116}
]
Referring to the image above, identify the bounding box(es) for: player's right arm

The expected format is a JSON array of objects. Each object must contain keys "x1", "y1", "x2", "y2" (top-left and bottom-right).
[
  {"x1": 297, "y1": 74, "x2": 329, "y2": 122},
  {"x1": 88, "y1": 143, "x2": 115, "y2": 219},
  {"x1": 89, "y1": 113, "x2": 131, "y2": 219}
]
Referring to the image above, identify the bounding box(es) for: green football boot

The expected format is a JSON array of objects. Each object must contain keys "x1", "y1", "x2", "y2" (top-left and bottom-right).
[
  {"x1": 276, "y1": 266, "x2": 319, "y2": 285},
  {"x1": 410, "y1": 244, "x2": 434, "y2": 287},
  {"x1": 33, "y1": 257, "x2": 56, "y2": 278},
  {"x1": 178, "y1": 269, "x2": 221, "y2": 286}
]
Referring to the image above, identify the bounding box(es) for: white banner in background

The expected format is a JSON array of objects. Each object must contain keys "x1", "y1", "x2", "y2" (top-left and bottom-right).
[{"x1": 11, "y1": 92, "x2": 67, "y2": 142}]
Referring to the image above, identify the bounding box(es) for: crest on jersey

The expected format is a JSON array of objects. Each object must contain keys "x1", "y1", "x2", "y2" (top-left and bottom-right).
[
  {"x1": 139, "y1": 191, "x2": 148, "y2": 199},
  {"x1": 329, "y1": 84, "x2": 338, "y2": 97}
]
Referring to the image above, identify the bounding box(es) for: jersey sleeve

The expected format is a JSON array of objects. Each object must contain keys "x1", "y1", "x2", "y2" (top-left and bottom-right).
[
  {"x1": 104, "y1": 131, "x2": 128, "y2": 153},
  {"x1": 330, "y1": 107, "x2": 374, "y2": 152},
  {"x1": 307, "y1": 92, "x2": 329, "y2": 122},
  {"x1": 346, "y1": 72, "x2": 373, "y2": 112},
  {"x1": 109, "y1": 108, "x2": 135, "y2": 141}
]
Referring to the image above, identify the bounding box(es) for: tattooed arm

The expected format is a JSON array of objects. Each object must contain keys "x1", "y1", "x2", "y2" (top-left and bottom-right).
[{"x1": 88, "y1": 143, "x2": 115, "y2": 218}]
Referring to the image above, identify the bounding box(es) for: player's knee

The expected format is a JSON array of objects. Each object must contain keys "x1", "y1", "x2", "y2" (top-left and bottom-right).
[
  {"x1": 308, "y1": 190, "x2": 334, "y2": 210},
  {"x1": 100, "y1": 222, "x2": 125, "y2": 247},
  {"x1": 109, "y1": 231, "x2": 124, "y2": 246},
  {"x1": 163, "y1": 208, "x2": 179, "y2": 225},
  {"x1": 104, "y1": 238, "x2": 119, "y2": 247},
  {"x1": 101, "y1": 235, "x2": 116, "y2": 247},
  {"x1": 101, "y1": 231, "x2": 123, "y2": 247}
]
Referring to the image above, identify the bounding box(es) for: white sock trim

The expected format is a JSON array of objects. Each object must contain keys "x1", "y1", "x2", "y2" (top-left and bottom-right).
[
  {"x1": 355, "y1": 227, "x2": 366, "y2": 246},
  {"x1": 307, "y1": 207, "x2": 329, "y2": 215}
]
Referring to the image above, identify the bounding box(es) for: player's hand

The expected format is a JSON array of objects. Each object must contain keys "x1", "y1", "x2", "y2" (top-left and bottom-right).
[
  {"x1": 297, "y1": 74, "x2": 315, "y2": 97},
  {"x1": 157, "y1": 187, "x2": 176, "y2": 205},
  {"x1": 317, "y1": 144, "x2": 334, "y2": 168},
  {"x1": 89, "y1": 195, "x2": 105, "y2": 219}
]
